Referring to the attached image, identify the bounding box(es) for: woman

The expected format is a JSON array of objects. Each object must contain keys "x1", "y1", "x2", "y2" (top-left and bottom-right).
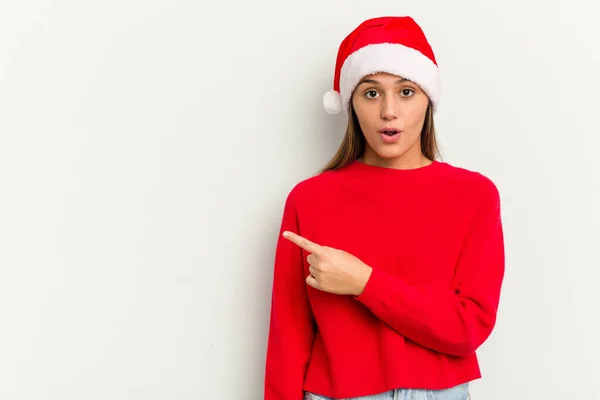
[{"x1": 264, "y1": 16, "x2": 504, "y2": 400}]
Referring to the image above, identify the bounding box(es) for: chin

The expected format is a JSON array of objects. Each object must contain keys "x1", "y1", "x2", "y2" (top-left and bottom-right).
[{"x1": 373, "y1": 146, "x2": 409, "y2": 160}]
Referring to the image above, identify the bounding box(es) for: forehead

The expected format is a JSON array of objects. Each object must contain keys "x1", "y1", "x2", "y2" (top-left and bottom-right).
[{"x1": 358, "y1": 72, "x2": 411, "y2": 84}]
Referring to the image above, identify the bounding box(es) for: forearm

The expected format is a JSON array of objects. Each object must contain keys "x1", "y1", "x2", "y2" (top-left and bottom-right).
[
  {"x1": 355, "y1": 267, "x2": 500, "y2": 356},
  {"x1": 264, "y1": 307, "x2": 314, "y2": 399}
]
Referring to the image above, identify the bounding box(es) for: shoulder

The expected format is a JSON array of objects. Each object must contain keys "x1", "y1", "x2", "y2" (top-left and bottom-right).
[
  {"x1": 287, "y1": 168, "x2": 341, "y2": 198},
  {"x1": 438, "y1": 161, "x2": 501, "y2": 209},
  {"x1": 281, "y1": 167, "x2": 343, "y2": 211}
]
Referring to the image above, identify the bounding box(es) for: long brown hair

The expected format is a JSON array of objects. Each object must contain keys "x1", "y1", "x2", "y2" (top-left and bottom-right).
[{"x1": 319, "y1": 101, "x2": 439, "y2": 173}]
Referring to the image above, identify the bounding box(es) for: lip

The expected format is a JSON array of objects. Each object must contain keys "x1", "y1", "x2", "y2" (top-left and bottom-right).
[
  {"x1": 379, "y1": 128, "x2": 402, "y2": 143},
  {"x1": 379, "y1": 128, "x2": 401, "y2": 133}
]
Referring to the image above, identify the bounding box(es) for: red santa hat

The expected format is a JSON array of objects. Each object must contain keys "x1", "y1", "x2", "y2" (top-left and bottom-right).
[{"x1": 323, "y1": 16, "x2": 441, "y2": 115}]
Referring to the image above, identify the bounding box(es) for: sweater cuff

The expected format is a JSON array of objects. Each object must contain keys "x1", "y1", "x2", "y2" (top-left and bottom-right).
[{"x1": 355, "y1": 266, "x2": 388, "y2": 306}]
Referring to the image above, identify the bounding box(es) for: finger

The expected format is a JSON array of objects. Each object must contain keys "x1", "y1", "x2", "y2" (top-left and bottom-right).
[
  {"x1": 309, "y1": 262, "x2": 325, "y2": 275},
  {"x1": 283, "y1": 231, "x2": 322, "y2": 254},
  {"x1": 307, "y1": 254, "x2": 318, "y2": 265},
  {"x1": 306, "y1": 274, "x2": 320, "y2": 290}
]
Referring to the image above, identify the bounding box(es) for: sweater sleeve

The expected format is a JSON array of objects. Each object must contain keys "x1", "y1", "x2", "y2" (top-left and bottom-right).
[
  {"x1": 355, "y1": 180, "x2": 505, "y2": 357},
  {"x1": 264, "y1": 188, "x2": 315, "y2": 400}
]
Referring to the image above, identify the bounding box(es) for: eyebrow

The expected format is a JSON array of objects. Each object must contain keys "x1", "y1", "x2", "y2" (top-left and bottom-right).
[{"x1": 358, "y1": 78, "x2": 412, "y2": 85}]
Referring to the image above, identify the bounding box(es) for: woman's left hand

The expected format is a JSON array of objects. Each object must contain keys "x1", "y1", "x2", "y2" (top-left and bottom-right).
[{"x1": 282, "y1": 231, "x2": 373, "y2": 296}]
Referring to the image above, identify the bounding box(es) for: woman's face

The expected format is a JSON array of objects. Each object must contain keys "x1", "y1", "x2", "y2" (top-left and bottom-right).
[{"x1": 351, "y1": 72, "x2": 430, "y2": 168}]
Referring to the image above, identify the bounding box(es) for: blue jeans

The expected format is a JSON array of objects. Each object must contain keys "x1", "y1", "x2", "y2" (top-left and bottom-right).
[{"x1": 304, "y1": 382, "x2": 470, "y2": 400}]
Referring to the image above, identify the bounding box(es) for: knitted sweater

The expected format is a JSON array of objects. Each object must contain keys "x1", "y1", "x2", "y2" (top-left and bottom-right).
[{"x1": 264, "y1": 160, "x2": 505, "y2": 399}]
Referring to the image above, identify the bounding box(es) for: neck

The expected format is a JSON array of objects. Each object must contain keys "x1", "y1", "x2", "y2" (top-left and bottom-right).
[{"x1": 360, "y1": 150, "x2": 431, "y2": 170}]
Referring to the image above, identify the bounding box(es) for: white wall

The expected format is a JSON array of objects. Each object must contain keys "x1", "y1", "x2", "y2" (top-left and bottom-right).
[{"x1": 1, "y1": 1, "x2": 598, "y2": 399}]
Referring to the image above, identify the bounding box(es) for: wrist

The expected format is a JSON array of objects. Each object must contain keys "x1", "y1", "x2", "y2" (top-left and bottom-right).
[{"x1": 354, "y1": 264, "x2": 373, "y2": 296}]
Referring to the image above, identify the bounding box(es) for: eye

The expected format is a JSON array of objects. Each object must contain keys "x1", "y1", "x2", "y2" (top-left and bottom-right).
[
  {"x1": 364, "y1": 90, "x2": 380, "y2": 99},
  {"x1": 401, "y1": 88, "x2": 415, "y2": 97}
]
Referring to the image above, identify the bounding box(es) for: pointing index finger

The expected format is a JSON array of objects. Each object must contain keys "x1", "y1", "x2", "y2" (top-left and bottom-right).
[{"x1": 282, "y1": 231, "x2": 321, "y2": 254}]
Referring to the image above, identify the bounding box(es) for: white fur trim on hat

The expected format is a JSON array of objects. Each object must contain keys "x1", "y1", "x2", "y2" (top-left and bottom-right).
[
  {"x1": 339, "y1": 43, "x2": 441, "y2": 115},
  {"x1": 323, "y1": 89, "x2": 342, "y2": 114}
]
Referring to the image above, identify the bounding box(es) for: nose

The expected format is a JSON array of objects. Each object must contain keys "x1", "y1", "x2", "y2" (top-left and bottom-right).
[{"x1": 380, "y1": 95, "x2": 398, "y2": 121}]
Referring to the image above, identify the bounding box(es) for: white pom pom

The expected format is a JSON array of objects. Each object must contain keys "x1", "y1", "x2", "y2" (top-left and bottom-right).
[{"x1": 323, "y1": 90, "x2": 342, "y2": 114}]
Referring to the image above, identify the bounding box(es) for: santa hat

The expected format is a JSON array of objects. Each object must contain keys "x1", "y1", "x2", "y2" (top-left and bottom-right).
[{"x1": 323, "y1": 16, "x2": 440, "y2": 115}]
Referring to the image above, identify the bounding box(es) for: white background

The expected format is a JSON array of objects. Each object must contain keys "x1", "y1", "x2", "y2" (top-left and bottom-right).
[{"x1": 1, "y1": 1, "x2": 599, "y2": 399}]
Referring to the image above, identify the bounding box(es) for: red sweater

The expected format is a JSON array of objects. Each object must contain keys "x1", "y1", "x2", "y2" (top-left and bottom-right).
[{"x1": 264, "y1": 160, "x2": 505, "y2": 399}]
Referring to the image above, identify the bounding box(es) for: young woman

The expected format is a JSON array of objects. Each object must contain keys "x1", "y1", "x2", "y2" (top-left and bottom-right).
[{"x1": 264, "y1": 16, "x2": 504, "y2": 400}]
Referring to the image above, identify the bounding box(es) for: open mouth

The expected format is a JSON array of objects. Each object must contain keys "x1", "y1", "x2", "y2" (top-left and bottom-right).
[
  {"x1": 380, "y1": 128, "x2": 401, "y2": 136},
  {"x1": 379, "y1": 128, "x2": 401, "y2": 142}
]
